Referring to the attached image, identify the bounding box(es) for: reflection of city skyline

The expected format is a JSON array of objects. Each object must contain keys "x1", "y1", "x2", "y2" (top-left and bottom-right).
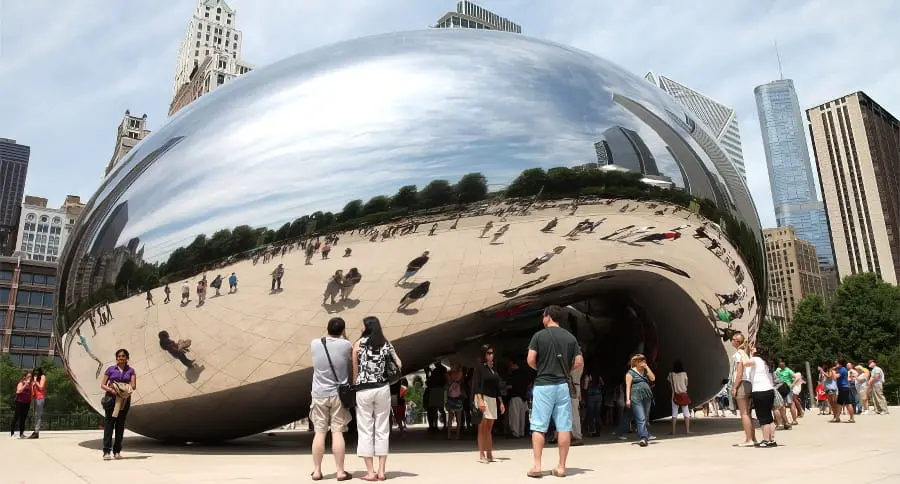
[{"x1": 594, "y1": 125, "x2": 661, "y2": 177}]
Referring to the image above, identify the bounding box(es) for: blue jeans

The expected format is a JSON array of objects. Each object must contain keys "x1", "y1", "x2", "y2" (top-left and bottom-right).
[{"x1": 630, "y1": 398, "x2": 652, "y2": 441}]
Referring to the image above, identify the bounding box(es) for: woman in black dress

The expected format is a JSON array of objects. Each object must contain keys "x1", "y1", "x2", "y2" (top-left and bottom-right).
[{"x1": 473, "y1": 344, "x2": 505, "y2": 463}]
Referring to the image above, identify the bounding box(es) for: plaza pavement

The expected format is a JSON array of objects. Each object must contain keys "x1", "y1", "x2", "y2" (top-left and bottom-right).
[{"x1": 2, "y1": 409, "x2": 897, "y2": 483}]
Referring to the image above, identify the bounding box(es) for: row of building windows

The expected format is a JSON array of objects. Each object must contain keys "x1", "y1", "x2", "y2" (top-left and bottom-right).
[
  {"x1": 9, "y1": 334, "x2": 52, "y2": 349},
  {"x1": 6, "y1": 353, "x2": 61, "y2": 369},
  {"x1": 0, "y1": 309, "x2": 55, "y2": 330},
  {"x1": 0, "y1": 271, "x2": 57, "y2": 285},
  {"x1": 0, "y1": 289, "x2": 54, "y2": 308}
]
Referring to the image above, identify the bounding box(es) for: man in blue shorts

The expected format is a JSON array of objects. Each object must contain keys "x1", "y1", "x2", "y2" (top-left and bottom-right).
[{"x1": 526, "y1": 305, "x2": 583, "y2": 478}]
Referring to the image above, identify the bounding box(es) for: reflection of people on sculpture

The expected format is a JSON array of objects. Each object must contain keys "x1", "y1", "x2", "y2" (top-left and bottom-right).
[
  {"x1": 344, "y1": 247, "x2": 352, "y2": 257},
  {"x1": 716, "y1": 285, "x2": 747, "y2": 305},
  {"x1": 396, "y1": 251, "x2": 429, "y2": 285},
  {"x1": 323, "y1": 270, "x2": 345, "y2": 305},
  {"x1": 490, "y1": 224, "x2": 510, "y2": 244},
  {"x1": 210, "y1": 274, "x2": 224, "y2": 296},
  {"x1": 634, "y1": 231, "x2": 681, "y2": 243},
  {"x1": 703, "y1": 301, "x2": 744, "y2": 327},
  {"x1": 450, "y1": 214, "x2": 460, "y2": 230},
  {"x1": 428, "y1": 223, "x2": 438, "y2": 236},
  {"x1": 76, "y1": 328, "x2": 103, "y2": 378},
  {"x1": 196, "y1": 279, "x2": 207, "y2": 305},
  {"x1": 87, "y1": 312, "x2": 97, "y2": 335},
  {"x1": 163, "y1": 284, "x2": 171, "y2": 304},
  {"x1": 322, "y1": 242, "x2": 332, "y2": 259},
  {"x1": 480, "y1": 221, "x2": 494, "y2": 238},
  {"x1": 158, "y1": 330, "x2": 199, "y2": 369},
  {"x1": 342, "y1": 268, "x2": 362, "y2": 301},
  {"x1": 228, "y1": 272, "x2": 238, "y2": 293},
  {"x1": 500, "y1": 274, "x2": 550, "y2": 298},
  {"x1": 145, "y1": 290, "x2": 154, "y2": 308},
  {"x1": 398, "y1": 281, "x2": 430, "y2": 312},
  {"x1": 600, "y1": 225, "x2": 634, "y2": 240},
  {"x1": 616, "y1": 225, "x2": 655, "y2": 241},
  {"x1": 521, "y1": 247, "x2": 566, "y2": 274},
  {"x1": 271, "y1": 263, "x2": 285, "y2": 292},
  {"x1": 181, "y1": 281, "x2": 190, "y2": 304},
  {"x1": 305, "y1": 244, "x2": 316, "y2": 264},
  {"x1": 540, "y1": 217, "x2": 558, "y2": 233}
]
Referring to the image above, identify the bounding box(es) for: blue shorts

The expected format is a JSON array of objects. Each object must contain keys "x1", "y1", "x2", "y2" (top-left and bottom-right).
[{"x1": 530, "y1": 383, "x2": 572, "y2": 433}]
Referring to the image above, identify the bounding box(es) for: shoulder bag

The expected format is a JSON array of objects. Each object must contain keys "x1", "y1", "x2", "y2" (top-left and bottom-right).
[
  {"x1": 546, "y1": 328, "x2": 578, "y2": 399},
  {"x1": 321, "y1": 337, "x2": 356, "y2": 409},
  {"x1": 383, "y1": 343, "x2": 402, "y2": 385}
]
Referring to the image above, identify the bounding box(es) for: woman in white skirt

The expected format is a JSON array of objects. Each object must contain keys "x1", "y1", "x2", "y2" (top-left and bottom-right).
[
  {"x1": 473, "y1": 344, "x2": 504, "y2": 463},
  {"x1": 352, "y1": 316, "x2": 402, "y2": 481}
]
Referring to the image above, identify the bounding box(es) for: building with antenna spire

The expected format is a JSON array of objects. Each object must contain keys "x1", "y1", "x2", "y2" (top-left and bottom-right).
[{"x1": 754, "y1": 76, "x2": 835, "y2": 275}]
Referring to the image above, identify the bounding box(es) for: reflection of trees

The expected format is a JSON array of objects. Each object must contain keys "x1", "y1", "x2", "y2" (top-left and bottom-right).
[{"x1": 99, "y1": 166, "x2": 764, "y2": 321}]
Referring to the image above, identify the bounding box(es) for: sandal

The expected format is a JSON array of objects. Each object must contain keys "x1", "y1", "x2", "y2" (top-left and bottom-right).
[
  {"x1": 337, "y1": 472, "x2": 354, "y2": 481},
  {"x1": 311, "y1": 472, "x2": 324, "y2": 481},
  {"x1": 527, "y1": 470, "x2": 544, "y2": 478},
  {"x1": 552, "y1": 469, "x2": 567, "y2": 477}
]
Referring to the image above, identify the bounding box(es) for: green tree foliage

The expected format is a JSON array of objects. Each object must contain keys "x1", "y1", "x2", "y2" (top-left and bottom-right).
[
  {"x1": 391, "y1": 185, "x2": 418, "y2": 210},
  {"x1": 506, "y1": 168, "x2": 548, "y2": 198},
  {"x1": 785, "y1": 294, "x2": 835, "y2": 366},
  {"x1": 340, "y1": 200, "x2": 363, "y2": 221},
  {"x1": 755, "y1": 318, "x2": 785, "y2": 363},
  {"x1": 363, "y1": 196, "x2": 391, "y2": 215},
  {"x1": 454, "y1": 172, "x2": 488, "y2": 204},
  {"x1": 0, "y1": 355, "x2": 95, "y2": 416},
  {"x1": 418, "y1": 180, "x2": 455, "y2": 208}
]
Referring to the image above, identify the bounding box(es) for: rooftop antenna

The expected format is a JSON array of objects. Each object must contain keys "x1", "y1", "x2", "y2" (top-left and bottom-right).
[{"x1": 774, "y1": 41, "x2": 784, "y2": 80}]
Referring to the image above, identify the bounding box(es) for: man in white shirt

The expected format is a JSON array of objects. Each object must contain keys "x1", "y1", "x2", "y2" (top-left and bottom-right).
[
  {"x1": 868, "y1": 360, "x2": 889, "y2": 415},
  {"x1": 310, "y1": 317, "x2": 353, "y2": 481}
]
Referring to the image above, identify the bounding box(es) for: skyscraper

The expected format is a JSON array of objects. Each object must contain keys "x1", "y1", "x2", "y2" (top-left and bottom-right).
[
  {"x1": 105, "y1": 110, "x2": 151, "y2": 177},
  {"x1": 763, "y1": 226, "x2": 825, "y2": 327},
  {"x1": 170, "y1": 0, "x2": 252, "y2": 116},
  {"x1": 645, "y1": 72, "x2": 747, "y2": 182},
  {"x1": 755, "y1": 79, "x2": 834, "y2": 268},
  {"x1": 433, "y1": 1, "x2": 522, "y2": 33},
  {"x1": 0, "y1": 138, "x2": 30, "y2": 256},
  {"x1": 807, "y1": 91, "x2": 900, "y2": 285}
]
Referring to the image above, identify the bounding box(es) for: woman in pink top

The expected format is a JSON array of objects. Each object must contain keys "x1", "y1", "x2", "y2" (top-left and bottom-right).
[
  {"x1": 28, "y1": 367, "x2": 47, "y2": 439},
  {"x1": 10, "y1": 371, "x2": 32, "y2": 438}
]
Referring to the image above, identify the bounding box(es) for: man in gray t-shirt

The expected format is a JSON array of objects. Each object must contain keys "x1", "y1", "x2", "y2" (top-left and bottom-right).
[{"x1": 309, "y1": 318, "x2": 352, "y2": 481}]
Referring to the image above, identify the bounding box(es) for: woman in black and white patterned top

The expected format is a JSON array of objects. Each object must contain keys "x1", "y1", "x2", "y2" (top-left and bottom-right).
[{"x1": 352, "y1": 316, "x2": 402, "y2": 481}]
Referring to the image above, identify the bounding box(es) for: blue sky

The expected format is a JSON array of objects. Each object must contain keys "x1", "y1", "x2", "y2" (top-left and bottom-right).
[{"x1": 1, "y1": 0, "x2": 898, "y2": 230}]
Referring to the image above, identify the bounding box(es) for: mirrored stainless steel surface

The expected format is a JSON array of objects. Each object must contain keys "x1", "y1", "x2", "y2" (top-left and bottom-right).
[{"x1": 57, "y1": 29, "x2": 765, "y2": 442}]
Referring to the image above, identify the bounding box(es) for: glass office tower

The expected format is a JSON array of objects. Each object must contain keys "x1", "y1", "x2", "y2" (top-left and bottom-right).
[{"x1": 754, "y1": 79, "x2": 834, "y2": 268}]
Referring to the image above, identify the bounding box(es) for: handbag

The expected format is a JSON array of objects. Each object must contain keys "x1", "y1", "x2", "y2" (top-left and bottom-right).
[
  {"x1": 383, "y1": 343, "x2": 401, "y2": 385},
  {"x1": 321, "y1": 337, "x2": 356, "y2": 409},
  {"x1": 546, "y1": 328, "x2": 578, "y2": 399},
  {"x1": 673, "y1": 392, "x2": 691, "y2": 406}
]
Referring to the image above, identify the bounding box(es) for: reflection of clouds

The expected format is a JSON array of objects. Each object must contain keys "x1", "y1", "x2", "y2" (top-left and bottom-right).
[{"x1": 84, "y1": 31, "x2": 747, "y2": 263}]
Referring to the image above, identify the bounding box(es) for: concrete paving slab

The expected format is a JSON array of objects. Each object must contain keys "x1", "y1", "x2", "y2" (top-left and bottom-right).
[{"x1": 2, "y1": 408, "x2": 897, "y2": 483}]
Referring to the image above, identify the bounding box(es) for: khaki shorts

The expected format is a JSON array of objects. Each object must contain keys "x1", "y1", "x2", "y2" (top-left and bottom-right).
[
  {"x1": 735, "y1": 381, "x2": 752, "y2": 399},
  {"x1": 310, "y1": 396, "x2": 350, "y2": 433}
]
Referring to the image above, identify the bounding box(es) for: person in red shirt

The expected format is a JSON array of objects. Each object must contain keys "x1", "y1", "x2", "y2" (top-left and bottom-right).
[{"x1": 815, "y1": 383, "x2": 828, "y2": 415}]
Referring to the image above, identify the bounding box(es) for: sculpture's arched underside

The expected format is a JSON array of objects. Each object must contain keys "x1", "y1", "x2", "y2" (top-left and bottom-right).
[{"x1": 57, "y1": 29, "x2": 764, "y2": 442}]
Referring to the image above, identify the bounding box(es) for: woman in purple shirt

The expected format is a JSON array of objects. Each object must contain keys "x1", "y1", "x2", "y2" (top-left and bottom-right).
[{"x1": 99, "y1": 348, "x2": 137, "y2": 460}]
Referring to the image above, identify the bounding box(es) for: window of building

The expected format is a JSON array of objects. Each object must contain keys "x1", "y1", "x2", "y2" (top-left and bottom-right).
[
  {"x1": 15, "y1": 290, "x2": 53, "y2": 308},
  {"x1": 0, "y1": 270, "x2": 11, "y2": 281}
]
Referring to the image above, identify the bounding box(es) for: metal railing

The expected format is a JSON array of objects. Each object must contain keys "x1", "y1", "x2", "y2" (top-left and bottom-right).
[{"x1": 0, "y1": 412, "x2": 104, "y2": 431}]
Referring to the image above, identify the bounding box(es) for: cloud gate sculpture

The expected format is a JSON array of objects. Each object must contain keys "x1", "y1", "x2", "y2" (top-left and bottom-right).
[{"x1": 57, "y1": 30, "x2": 765, "y2": 442}]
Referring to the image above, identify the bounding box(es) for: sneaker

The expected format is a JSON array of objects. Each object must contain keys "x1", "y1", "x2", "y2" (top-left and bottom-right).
[
  {"x1": 757, "y1": 440, "x2": 769, "y2": 448},
  {"x1": 114, "y1": 453, "x2": 122, "y2": 460},
  {"x1": 103, "y1": 454, "x2": 112, "y2": 461},
  {"x1": 768, "y1": 441, "x2": 778, "y2": 447},
  {"x1": 638, "y1": 439, "x2": 648, "y2": 447}
]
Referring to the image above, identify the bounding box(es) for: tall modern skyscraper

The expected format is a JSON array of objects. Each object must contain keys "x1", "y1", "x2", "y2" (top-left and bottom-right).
[
  {"x1": 755, "y1": 79, "x2": 834, "y2": 268},
  {"x1": 0, "y1": 138, "x2": 31, "y2": 256},
  {"x1": 645, "y1": 72, "x2": 747, "y2": 182},
  {"x1": 170, "y1": 0, "x2": 252, "y2": 115},
  {"x1": 433, "y1": 1, "x2": 522, "y2": 33},
  {"x1": 807, "y1": 91, "x2": 900, "y2": 285}
]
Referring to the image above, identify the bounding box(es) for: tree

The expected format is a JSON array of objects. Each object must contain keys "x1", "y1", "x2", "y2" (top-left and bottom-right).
[
  {"x1": 454, "y1": 172, "x2": 488, "y2": 204},
  {"x1": 755, "y1": 318, "x2": 785, "y2": 363},
  {"x1": 418, "y1": 180, "x2": 454, "y2": 208},
  {"x1": 363, "y1": 195, "x2": 391, "y2": 215},
  {"x1": 828, "y1": 273, "x2": 900, "y2": 361},
  {"x1": 339, "y1": 200, "x2": 363, "y2": 221},
  {"x1": 506, "y1": 168, "x2": 548, "y2": 198},
  {"x1": 785, "y1": 295, "x2": 835, "y2": 366},
  {"x1": 545, "y1": 167, "x2": 580, "y2": 196},
  {"x1": 391, "y1": 185, "x2": 418, "y2": 211}
]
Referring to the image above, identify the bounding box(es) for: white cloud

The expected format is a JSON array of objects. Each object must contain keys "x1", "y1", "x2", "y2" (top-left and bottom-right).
[{"x1": 2, "y1": 0, "x2": 898, "y2": 236}]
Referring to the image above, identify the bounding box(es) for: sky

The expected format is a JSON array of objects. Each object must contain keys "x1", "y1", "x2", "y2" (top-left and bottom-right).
[{"x1": 1, "y1": 0, "x2": 899, "y2": 231}]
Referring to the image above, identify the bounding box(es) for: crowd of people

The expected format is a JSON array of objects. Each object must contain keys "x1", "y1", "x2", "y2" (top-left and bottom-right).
[{"x1": 726, "y1": 333, "x2": 890, "y2": 449}]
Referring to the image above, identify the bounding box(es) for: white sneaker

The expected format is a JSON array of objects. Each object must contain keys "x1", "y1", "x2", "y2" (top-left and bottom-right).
[{"x1": 103, "y1": 454, "x2": 111, "y2": 461}]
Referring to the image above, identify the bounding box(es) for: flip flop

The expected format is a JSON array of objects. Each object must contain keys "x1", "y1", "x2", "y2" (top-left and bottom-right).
[
  {"x1": 311, "y1": 472, "x2": 324, "y2": 481},
  {"x1": 337, "y1": 472, "x2": 353, "y2": 481},
  {"x1": 527, "y1": 470, "x2": 544, "y2": 478},
  {"x1": 552, "y1": 469, "x2": 566, "y2": 478}
]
